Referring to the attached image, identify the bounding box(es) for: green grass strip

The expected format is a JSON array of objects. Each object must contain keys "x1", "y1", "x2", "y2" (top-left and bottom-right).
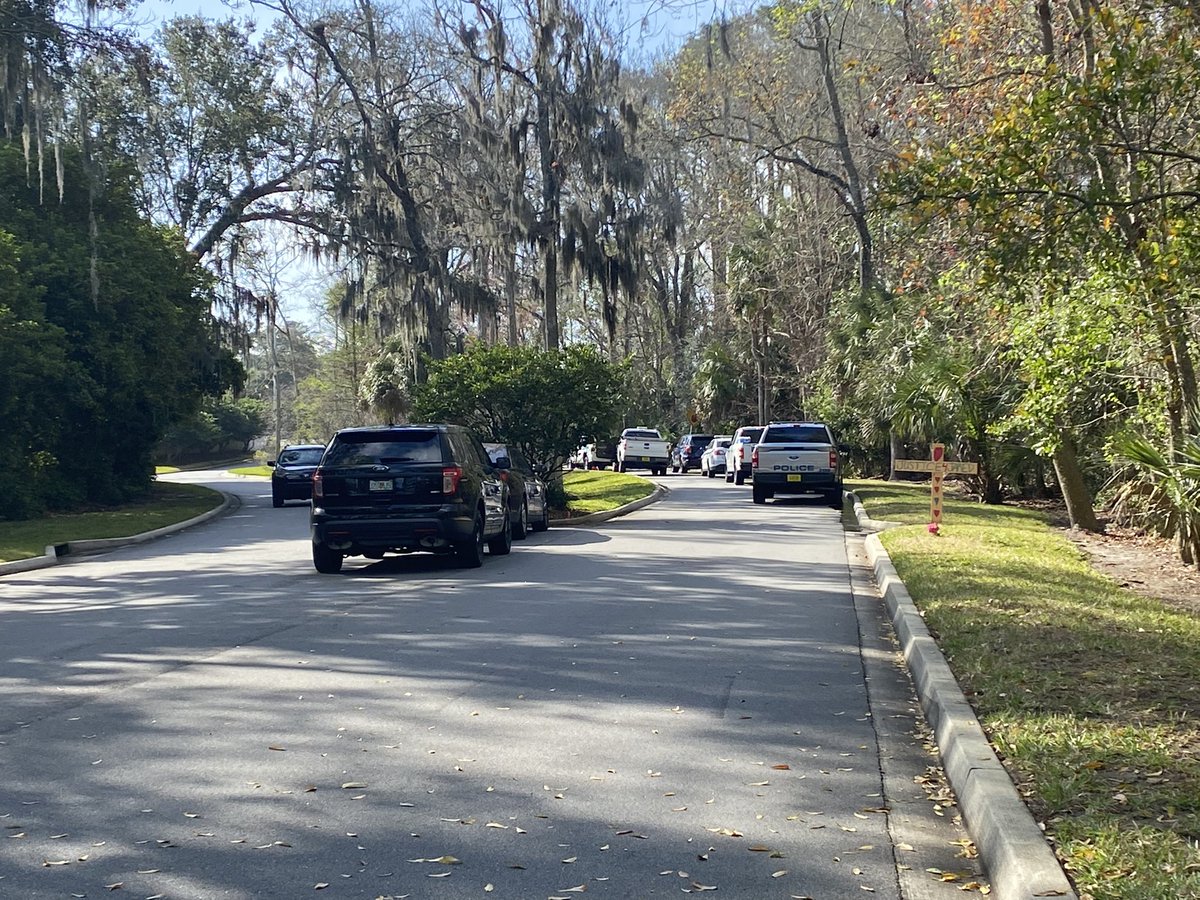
[
  {"x1": 0, "y1": 483, "x2": 223, "y2": 563},
  {"x1": 852, "y1": 479, "x2": 1200, "y2": 900},
  {"x1": 562, "y1": 469, "x2": 654, "y2": 514}
]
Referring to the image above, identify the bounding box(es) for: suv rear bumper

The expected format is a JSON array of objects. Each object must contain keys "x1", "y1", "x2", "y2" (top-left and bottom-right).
[
  {"x1": 312, "y1": 505, "x2": 475, "y2": 552},
  {"x1": 752, "y1": 472, "x2": 842, "y2": 494}
]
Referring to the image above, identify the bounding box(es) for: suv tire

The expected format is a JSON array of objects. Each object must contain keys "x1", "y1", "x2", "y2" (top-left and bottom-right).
[
  {"x1": 828, "y1": 490, "x2": 844, "y2": 510},
  {"x1": 488, "y1": 514, "x2": 513, "y2": 555},
  {"x1": 734, "y1": 468, "x2": 746, "y2": 485},
  {"x1": 312, "y1": 542, "x2": 343, "y2": 574},
  {"x1": 752, "y1": 485, "x2": 769, "y2": 504},
  {"x1": 272, "y1": 488, "x2": 284, "y2": 508},
  {"x1": 457, "y1": 510, "x2": 486, "y2": 568}
]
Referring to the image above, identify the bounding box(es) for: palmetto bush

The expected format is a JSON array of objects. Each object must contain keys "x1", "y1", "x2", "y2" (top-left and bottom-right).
[{"x1": 1110, "y1": 430, "x2": 1200, "y2": 566}]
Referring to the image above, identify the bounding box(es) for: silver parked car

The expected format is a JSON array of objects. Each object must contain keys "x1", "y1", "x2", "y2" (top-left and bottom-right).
[{"x1": 485, "y1": 443, "x2": 551, "y2": 536}]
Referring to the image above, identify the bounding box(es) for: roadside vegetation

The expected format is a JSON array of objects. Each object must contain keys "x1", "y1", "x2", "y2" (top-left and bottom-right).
[
  {"x1": 0, "y1": 483, "x2": 222, "y2": 563},
  {"x1": 852, "y1": 479, "x2": 1200, "y2": 900}
]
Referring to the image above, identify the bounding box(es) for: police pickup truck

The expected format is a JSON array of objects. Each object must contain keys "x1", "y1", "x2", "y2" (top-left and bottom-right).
[{"x1": 749, "y1": 422, "x2": 844, "y2": 508}]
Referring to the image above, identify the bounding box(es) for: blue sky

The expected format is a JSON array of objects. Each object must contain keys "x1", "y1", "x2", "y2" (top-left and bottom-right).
[{"x1": 134, "y1": 0, "x2": 735, "y2": 56}]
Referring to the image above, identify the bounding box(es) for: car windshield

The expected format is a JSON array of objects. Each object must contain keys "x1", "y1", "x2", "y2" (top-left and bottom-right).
[
  {"x1": 625, "y1": 430, "x2": 660, "y2": 439},
  {"x1": 764, "y1": 425, "x2": 831, "y2": 443},
  {"x1": 324, "y1": 431, "x2": 442, "y2": 465},
  {"x1": 279, "y1": 448, "x2": 323, "y2": 465},
  {"x1": 484, "y1": 444, "x2": 509, "y2": 464}
]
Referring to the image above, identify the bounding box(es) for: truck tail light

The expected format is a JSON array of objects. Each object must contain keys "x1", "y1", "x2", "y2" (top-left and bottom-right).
[
  {"x1": 751, "y1": 447, "x2": 759, "y2": 467},
  {"x1": 312, "y1": 470, "x2": 324, "y2": 499},
  {"x1": 829, "y1": 449, "x2": 839, "y2": 470},
  {"x1": 443, "y1": 466, "x2": 463, "y2": 495}
]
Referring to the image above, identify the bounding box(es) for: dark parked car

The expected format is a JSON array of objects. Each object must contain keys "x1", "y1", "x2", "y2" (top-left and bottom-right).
[
  {"x1": 485, "y1": 443, "x2": 551, "y2": 537},
  {"x1": 670, "y1": 433, "x2": 715, "y2": 474},
  {"x1": 309, "y1": 424, "x2": 510, "y2": 573},
  {"x1": 268, "y1": 444, "x2": 326, "y2": 507}
]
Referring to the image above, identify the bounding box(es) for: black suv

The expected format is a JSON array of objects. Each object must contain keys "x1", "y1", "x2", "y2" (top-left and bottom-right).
[
  {"x1": 309, "y1": 424, "x2": 511, "y2": 573},
  {"x1": 670, "y1": 433, "x2": 714, "y2": 474},
  {"x1": 268, "y1": 444, "x2": 326, "y2": 507}
]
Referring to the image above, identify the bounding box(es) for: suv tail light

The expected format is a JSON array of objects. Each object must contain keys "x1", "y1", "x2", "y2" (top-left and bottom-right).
[
  {"x1": 829, "y1": 449, "x2": 839, "y2": 470},
  {"x1": 312, "y1": 470, "x2": 324, "y2": 499},
  {"x1": 751, "y1": 447, "x2": 759, "y2": 467},
  {"x1": 442, "y1": 466, "x2": 463, "y2": 495}
]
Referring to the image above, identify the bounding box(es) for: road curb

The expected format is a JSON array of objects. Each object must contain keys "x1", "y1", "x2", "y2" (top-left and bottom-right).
[
  {"x1": 554, "y1": 483, "x2": 668, "y2": 527},
  {"x1": 855, "y1": 502, "x2": 1077, "y2": 900},
  {"x1": 0, "y1": 490, "x2": 238, "y2": 577}
]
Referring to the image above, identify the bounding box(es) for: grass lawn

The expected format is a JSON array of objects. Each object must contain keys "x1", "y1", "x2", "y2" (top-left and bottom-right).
[
  {"x1": 850, "y1": 478, "x2": 1200, "y2": 900},
  {"x1": 561, "y1": 468, "x2": 655, "y2": 515},
  {"x1": 0, "y1": 483, "x2": 224, "y2": 563},
  {"x1": 230, "y1": 464, "x2": 271, "y2": 477}
]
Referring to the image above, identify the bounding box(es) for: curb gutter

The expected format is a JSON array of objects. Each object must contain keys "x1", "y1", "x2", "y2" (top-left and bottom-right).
[
  {"x1": 555, "y1": 483, "x2": 668, "y2": 527},
  {"x1": 0, "y1": 491, "x2": 238, "y2": 578},
  {"x1": 850, "y1": 494, "x2": 1077, "y2": 900}
]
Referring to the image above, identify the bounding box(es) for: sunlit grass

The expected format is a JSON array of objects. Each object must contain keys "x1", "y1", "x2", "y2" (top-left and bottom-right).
[
  {"x1": 561, "y1": 468, "x2": 655, "y2": 515},
  {"x1": 0, "y1": 483, "x2": 223, "y2": 562},
  {"x1": 853, "y1": 478, "x2": 1200, "y2": 899},
  {"x1": 231, "y1": 465, "x2": 271, "y2": 477}
]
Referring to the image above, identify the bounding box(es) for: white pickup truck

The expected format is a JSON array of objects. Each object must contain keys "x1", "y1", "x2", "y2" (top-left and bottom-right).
[
  {"x1": 616, "y1": 427, "x2": 670, "y2": 476},
  {"x1": 750, "y1": 421, "x2": 844, "y2": 508}
]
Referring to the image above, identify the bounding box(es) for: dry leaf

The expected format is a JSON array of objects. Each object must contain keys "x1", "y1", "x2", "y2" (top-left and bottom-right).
[
  {"x1": 772, "y1": 870, "x2": 787, "y2": 877},
  {"x1": 268, "y1": 745, "x2": 286, "y2": 751},
  {"x1": 427, "y1": 871, "x2": 452, "y2": 878},
  {"x1": 341, "y1": 782, "x2": 368, "y2": 789},
  {"x1": 42, "y1": 859, "x2": 71, "y2": 867},
  {"x1": 772, "y1": 764, "x2": 791, "y2": 770},
  {"x1": 314, "y1": 883, "x2": 329, "y2": 890}
]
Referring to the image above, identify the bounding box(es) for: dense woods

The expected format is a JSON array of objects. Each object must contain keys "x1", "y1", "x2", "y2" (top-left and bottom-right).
[{"x1": 3, "y1": 0, "x2": 1200, "y2": 560}]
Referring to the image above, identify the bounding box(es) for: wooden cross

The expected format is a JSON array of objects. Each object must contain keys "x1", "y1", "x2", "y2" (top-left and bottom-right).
[{"x1": 893, "y1": 443, "x2": 979, "y2": 531}]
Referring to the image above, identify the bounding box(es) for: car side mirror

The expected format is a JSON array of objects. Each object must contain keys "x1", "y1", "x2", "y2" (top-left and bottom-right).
[{"x1": 267, "y1": 460, "x2": 277, "y2": 467}]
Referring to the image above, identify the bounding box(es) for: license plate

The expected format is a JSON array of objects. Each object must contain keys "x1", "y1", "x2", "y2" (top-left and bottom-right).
[
  {"x1": 787, "y1": 474, "x2": 803, "y2": 483},
  {"x1": 369, "y1": 479, "x2": 393, "y2": 492},
  {"x1": 640, "y1": 456, "x2": 651, "y2": 462}
]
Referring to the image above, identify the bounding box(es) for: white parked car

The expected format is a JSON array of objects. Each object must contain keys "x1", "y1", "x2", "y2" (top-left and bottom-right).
[{"x1": 700, "y1": 435, "x2": 733, "y2": 477}]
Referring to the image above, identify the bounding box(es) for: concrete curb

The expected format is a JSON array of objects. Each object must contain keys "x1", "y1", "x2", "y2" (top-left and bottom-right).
[
  {"x1": 553, "y1": 483, "x2": 668, "y2": 527},
  {"x1": 0, "y1": 491, "x2": 238, "y2": 577},
  {"x1": 855, "y1": 502, "x2": 1077, "y2": 900}
]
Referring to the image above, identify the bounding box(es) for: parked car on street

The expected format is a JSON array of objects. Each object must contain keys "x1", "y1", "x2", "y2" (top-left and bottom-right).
[
  {"x1": 670, "y1": 433, "x2": 715, "y2": 474},
  {"x1": 725, "y1": 425, "x2": 765, "y2": 484},
  {"x1": 750, "y1": 421, "x2": 844, "y2": 508},
  {"x1": 700, "y1": 436, "x2": 733, "y2": 477},
  {"x1": 309, "y1": 424, "x2": 510, "y2": 573},
  {"x1": 570, "y1": 438, "x2": 617, "y2": 470},
  {"x1": 268, "y1": 443, "x2": 326, "y2": 507},
  {"x1": 486, "y1": 443, "x2": 551, "y2": 536}
]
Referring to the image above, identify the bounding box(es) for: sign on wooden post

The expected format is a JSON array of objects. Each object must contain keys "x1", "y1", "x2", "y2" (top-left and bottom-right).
[{"x1": 893, "y1": 443, "x2": 979, "y2": 532}]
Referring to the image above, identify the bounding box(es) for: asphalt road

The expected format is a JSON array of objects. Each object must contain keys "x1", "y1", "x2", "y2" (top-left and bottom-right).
[{"x1": 0, "y1": 470, "x2": 983, "y2": 899}]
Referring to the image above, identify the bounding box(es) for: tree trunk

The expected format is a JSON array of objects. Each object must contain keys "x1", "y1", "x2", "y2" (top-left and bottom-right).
[
  {"x1": 889, "y1": 429, "x2": 902, "y2": 480},
  {"x1": 1052, "y1": 434, "x2": 1102, "y2": 532}
]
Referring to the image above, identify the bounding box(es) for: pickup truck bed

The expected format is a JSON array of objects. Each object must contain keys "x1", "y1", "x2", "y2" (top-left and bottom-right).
[{"x1": 750, "y1": 422, "x2": 843, "y2": 508}]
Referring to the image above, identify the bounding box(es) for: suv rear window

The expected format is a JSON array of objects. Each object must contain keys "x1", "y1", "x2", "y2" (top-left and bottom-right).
[
  {"x1": 279, "y1": 448, "x2": 324, "y2": 465},
  {"x1": 324, "y1": 431, "x2": 443, "y2": 465},
  {"x1": 686, "y1": 435, "x2": 714, "y2": 446},
  {"x1": 764, "y1": 425, "x2": 832, "y2": 443}
]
